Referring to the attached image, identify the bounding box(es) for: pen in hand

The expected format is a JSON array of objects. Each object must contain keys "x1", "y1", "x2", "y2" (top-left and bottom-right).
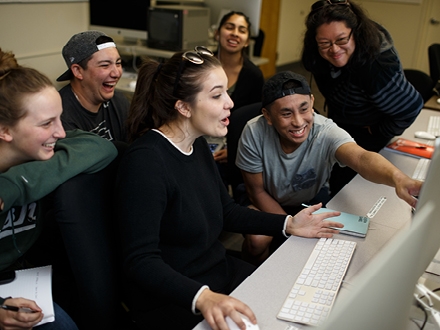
[{"x1": 1, "y1": 305, "x2": 37, "y2": 313}]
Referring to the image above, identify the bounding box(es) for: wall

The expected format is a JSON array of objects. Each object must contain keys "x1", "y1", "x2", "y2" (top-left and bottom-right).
[
  {"x1": 259, "y1": 0, "x2": 281, "y2": 79},
  {"x1": 0, "y1": 0, "x2": 437, "y2": 85},
  {"x1": 0, "y1": 2, "x2": 89, "y2": 89},
  {"x1": 276, "y1": 0, "x2": 313, "y2": 67},
  {"x1": 276, "y1": 0, "x2": 434, "y2": 73}
]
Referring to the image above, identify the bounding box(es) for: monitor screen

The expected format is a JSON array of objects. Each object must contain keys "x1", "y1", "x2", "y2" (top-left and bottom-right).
[
  {"x1": 89, "y1": 0, "x2": 150, "y2": 43},
  {"x1": 203, "y1": 0, "x2": 262, "y2": 37},
  {"x1": 148, "y1": 9, "x2": 180, "y2": 47},
  {"x1": 147, "y1": 6, "x2": 210, "y2": 51},
  {"x1": 318, "y1": 138, "x2": 440, "y2": 329}
]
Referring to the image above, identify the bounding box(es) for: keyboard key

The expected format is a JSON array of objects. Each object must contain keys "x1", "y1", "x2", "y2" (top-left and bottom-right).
[
  {"x1": 277, "y1": 238, "x2": 356, "y2": 326},
  {"x1": 412, "y1": 158, "x2": 431, "y2": 181}
]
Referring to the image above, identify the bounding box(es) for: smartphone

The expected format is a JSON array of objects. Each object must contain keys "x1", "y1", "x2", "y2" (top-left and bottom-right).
[{"x1": 0, "y1": 270, "x2": 16, "y2": 285}]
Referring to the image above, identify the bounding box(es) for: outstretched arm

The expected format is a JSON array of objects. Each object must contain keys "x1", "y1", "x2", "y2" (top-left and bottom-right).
[
  {"x1": 336, "y1": 142, "x2": 421, "y2": 207},
  {"x1": 0, "y1": 130, "x2": 117, "y2": 212},
  {"x1": 285, "y1": 203, "x2": 343, "y2": 238},
  {"x1": 242, "y1": 171, "x2": 343, "y2": 238},
  {"x1": 196, "y1": 204, "x2": 345, "y2": 329}
]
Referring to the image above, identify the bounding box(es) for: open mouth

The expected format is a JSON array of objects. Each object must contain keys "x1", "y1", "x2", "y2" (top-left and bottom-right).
[
  {"x1": 290, "y1": 126, "x2": 306, "y2": 137},
  {"x1": 103, "y1": 82, "x2": 116, "y2": 89},
  {"x1": 221, "y1": 117, "x2": 230, "y2": 126},
  {"x1": 43, "y1": 142, "x2": 56, "y2": 148}
]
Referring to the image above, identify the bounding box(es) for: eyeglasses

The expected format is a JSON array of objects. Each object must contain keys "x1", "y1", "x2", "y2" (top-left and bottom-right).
[
  {"x1": 317, "y1": 30, "x2": 353, "y2": 50},
  {"x1": 173, "y1": 46, "x2": 214, "y2": 96},
  {"x1": 311, "y1": 0, "x2": 350, "y2": 13}
]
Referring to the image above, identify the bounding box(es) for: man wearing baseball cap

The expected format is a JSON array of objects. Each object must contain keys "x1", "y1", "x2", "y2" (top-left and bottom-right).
[
  {"x1": 236, "y1": 71, "x2": 422, "y2": 265},
  {"x1": 58, "y1": 30, "x2": 129, "y2": 142}
]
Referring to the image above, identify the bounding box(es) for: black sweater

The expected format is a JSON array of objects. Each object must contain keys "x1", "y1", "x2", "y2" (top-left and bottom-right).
[{"x1": 115, "y1": 130, "x2": 286, "y2": 312}]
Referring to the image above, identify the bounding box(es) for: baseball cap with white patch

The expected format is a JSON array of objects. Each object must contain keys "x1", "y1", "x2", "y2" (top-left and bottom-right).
[{"x1": 57, "y1": 30, "x2": 116, "y2": 81}]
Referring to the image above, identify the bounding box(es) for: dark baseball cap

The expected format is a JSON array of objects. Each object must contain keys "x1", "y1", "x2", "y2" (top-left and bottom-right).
[
  {"x1": 57, "y1": 30, "x2": 116, "y2": 81},
  {"x1": 262, "y1": 71, "x2": 311, "y2": 107}
]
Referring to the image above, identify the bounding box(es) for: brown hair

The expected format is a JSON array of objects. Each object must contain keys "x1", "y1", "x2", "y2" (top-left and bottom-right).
[
  {"x1": 0, "y1": 48, "x2": 53, "y2": 126},
  {"x1": 126, "y1": 52, "x2": 222, "y2": 143}
]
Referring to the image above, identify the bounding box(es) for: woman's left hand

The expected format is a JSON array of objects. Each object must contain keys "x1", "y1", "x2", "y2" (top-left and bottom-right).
[{"x1": 286, "y1": 203, "x2": 344, "y2": 238}]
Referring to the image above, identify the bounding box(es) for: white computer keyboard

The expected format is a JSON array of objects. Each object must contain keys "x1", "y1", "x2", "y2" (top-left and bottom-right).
[
  {"x1": 412, "y1": 158, "x2": 431, "y2": 181},
  {"x1": 427, "y1": 115, "x2": 440, "y2": 137},
  {"x1": 277, "y1": 238, "x2": 356, "y2": 326}
]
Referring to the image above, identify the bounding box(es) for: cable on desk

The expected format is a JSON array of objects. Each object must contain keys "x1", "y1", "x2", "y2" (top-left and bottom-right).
[
  {"x1": 413, "y1": 302, "x2": 429, "y2": 330},
  {"x1": 413, "y1": 286, "x2": 440, "y2": 329}
]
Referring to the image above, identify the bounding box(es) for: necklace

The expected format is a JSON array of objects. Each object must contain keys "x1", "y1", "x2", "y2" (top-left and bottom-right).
[{"x1": 71, "y1": 89, "x2": 83, "y2": 107}]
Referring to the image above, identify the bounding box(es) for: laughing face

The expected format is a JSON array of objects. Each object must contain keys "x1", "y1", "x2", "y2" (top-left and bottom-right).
[
  {"x1": 217, "y1": 13, "x2": 250, "y2": 54},
  {"x1": 262, "y1": 93, "x2": 315, "y2": 154},
  {"x1": 6, "y1": 86, "x2": 66, "y2": 164},
  {"x1": 81, "y1": 47, "x2": 123, "y2": 105},
  {"x1": 316, "y1": 21, "x2": 355, "y2": 68}
]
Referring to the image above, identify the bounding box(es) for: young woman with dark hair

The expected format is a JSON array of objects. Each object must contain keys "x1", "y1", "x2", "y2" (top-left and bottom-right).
[{"x1": 117, "y1": 47, "x2": 343, "y2": 329}]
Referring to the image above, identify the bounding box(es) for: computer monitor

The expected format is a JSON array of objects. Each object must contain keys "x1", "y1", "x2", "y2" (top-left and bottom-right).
[
  {"x1": 318, "y1": 138, "x2": 440, "y2": 329},
  {"x1": 203, "y1": 0, "x2": 262, "y2": 37},
  {"x1": 89, "y1": 0, "x2": 150, "y2": 44},
  {"x1": 147, "y1": 5, "x2": 210, "y2": 51}
]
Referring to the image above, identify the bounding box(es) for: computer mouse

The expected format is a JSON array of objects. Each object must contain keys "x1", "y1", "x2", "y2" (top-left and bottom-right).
[
  {"x1": 414, "y1": 131, "x2": 436, "y2": 140},
  {"x1": 129, "y1": 80, "x2": 137, "y2": 90},
  {"x1": 225, "y1": 316, "x2": 260, "y2": 330}
]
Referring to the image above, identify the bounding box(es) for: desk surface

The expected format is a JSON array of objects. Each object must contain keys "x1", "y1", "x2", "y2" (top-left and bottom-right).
[
  {"x1": 193, "y1": 108, "x2": 440, "y2": 330},
  {"x1": 424, "y1": 95, "x2": 440, "y2": 111}
]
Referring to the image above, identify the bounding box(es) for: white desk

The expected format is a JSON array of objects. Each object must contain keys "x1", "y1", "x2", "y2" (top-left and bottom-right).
[{"x1": 193, "y1": 108, "x2": 440, "y2": 330}]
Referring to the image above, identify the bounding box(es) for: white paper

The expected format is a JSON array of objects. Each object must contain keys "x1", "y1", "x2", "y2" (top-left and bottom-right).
[{"x1": 0, "y1": 265, "x2": 55, "y2": 325}]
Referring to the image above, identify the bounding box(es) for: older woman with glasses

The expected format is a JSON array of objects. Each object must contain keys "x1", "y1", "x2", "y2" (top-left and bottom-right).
[
  {"x1": 302, "y1": 0, "x2": 423, "y2": 197},
  {"x1": 117, "y1": 47, "x2": 344, "y2": 329}
]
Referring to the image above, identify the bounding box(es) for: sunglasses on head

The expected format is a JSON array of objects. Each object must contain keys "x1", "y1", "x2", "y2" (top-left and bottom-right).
[
  {"x1": 182, "y1": 46, "x2": 213, "y2": 64},
  {"x1": 173, "y1": 46, "x2": 214, "y2": 96},
  {"x1": 311, "y1": 0, "x2": 350, "y2": 12}
]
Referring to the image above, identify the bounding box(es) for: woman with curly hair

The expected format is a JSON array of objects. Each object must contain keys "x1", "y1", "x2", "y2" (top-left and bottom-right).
[{"x1": 302, "y1": 0, "x2": 423, "y2": 196}]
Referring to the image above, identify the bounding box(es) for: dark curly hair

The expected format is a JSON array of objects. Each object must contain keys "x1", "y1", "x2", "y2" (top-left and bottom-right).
[{"x1": 302, "y1": 1, "x2": 382, "y2": 71}]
